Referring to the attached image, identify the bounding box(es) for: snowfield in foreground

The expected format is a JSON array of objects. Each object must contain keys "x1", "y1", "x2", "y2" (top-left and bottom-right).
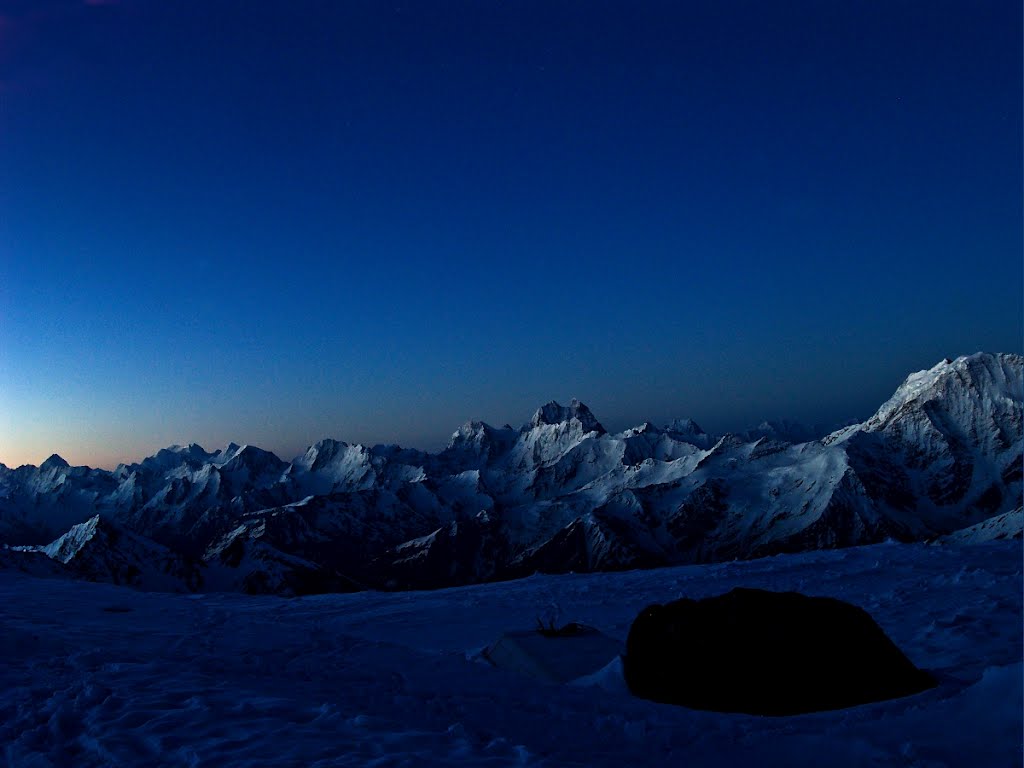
[{"x1": 1, "y1": 541, "x2": 1021, "y2": 767}]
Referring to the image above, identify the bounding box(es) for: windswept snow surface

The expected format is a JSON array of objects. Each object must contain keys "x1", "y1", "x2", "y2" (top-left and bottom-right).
[{"x1": 1, "y1": 540, "x2": 1020, "y2": 767}]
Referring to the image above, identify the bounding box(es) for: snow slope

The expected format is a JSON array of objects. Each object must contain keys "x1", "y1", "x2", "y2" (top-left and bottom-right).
[
  {"x1": 0, "y1": 539, "x2": 1019, "y2": 767},
  {"x1": 937, "y1": 507, "x2": 1023, "y2": 544}
]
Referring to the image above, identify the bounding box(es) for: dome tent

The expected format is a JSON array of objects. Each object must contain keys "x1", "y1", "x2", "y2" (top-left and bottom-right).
[{"x1": 625, "y1": 587, "x2": 937, "y2": 716}]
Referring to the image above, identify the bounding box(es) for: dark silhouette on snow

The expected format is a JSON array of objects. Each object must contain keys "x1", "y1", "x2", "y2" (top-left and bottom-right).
[{"x1": 624, "y1": 588, "x2": 936, "y2": 715}]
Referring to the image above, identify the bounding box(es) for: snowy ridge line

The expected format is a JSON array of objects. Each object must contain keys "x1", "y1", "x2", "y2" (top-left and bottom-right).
[{"x1": 0, "y1": 352, "x2": 1021, "y2": 594}]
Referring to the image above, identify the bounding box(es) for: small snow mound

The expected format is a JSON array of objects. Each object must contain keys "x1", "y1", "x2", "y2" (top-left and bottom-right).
[{"x1": 570, "y1": 655, "x2": 629, "y2": 693}]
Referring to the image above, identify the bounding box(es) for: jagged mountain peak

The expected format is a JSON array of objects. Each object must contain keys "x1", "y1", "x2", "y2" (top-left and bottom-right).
[
  {"x1": 666, "y1": 418, "x2": 706, "y2": 436},
  {"x1": 212, "y1": 442, "x2": 244, "y2": 464},
  {"x1": 455, "y1": 419, "x2": 491, "y2": 433},
  {"x1": 743, "y1": 419, "x2": 818, "y2": 444},
  {"x1": 35, "y1": 513, "x2": 204, "y2": 591},
  {"x1": 448, "y1": 421, "x2": 487, "y2": 447},
  {"x1": 529, "y1": 399, "x2": 605, "y2": 434},
  {"x1": 138, "y1": 444, "x2": 215, "y2": 473},
  {"x1": 42, "y1": 514, "x2": 104, "y2": 563},
  {"x1": 218, "y1": 446, "x2": 286, "y2": 478},
  {"x1": 619, "y1": 422, "x2": 660, "y2": 437},
  {"x1": 168, "y1": 442, "x2": 208, "y2": 455},
  {"x1": 223, "y1": 444, "x2": 279, "y2": 462},
  {"x1": 444, "y1": 421, "x2": 518, "y2": 469},
  {"x1": 298, "y1": 438, "x2": 368, "y2": 465},
  {"x1": 1, "y1": 352, "x2": 1020, "y2": 595},
  {"x1": 309, "y1": 437, "x2": 349, "y2": 451},
  {"x1": 40, "y1": 454, "x2": 70, "y2": 471},
  {"x1": 663, "y1": 418, "x2": 714, "y2": 449},
  {"x1": 867, "y1": 352, "x2": 1023, "y2": 429},
  {"x1": 156, "y1": 443, "x2": 209, "y2": 461},
  {"x1": 448, "y1": 419, "x2": 502, "y2": 444}
]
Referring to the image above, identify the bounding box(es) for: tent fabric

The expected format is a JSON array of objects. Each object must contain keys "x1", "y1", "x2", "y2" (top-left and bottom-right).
[
  {"x1": 483, "y1": 625, "x2": 623, "y2": 684},
  {"x1": 624, "y1": 587, "x2": 937, "y2": 715}
]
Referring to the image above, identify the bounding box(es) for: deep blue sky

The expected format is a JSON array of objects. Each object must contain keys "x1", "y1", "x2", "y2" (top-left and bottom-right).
[{"x1": 1, "y1": 1, "x2": 1021, "y2": 468}]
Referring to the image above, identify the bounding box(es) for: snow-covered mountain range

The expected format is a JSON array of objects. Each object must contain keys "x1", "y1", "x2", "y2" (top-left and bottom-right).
[{"x1": 2, "y1": 353, "x2": 1021, "y2": 594}]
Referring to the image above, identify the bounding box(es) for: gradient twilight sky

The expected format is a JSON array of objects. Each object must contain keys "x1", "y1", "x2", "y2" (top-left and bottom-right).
[{"x1": 1, "y1": 1, "x2": 1021, "y2": 470}]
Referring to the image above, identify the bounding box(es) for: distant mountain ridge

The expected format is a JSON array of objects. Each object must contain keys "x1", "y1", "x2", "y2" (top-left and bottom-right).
[{"x1": 1, "y1": 352, "x2": 1020, "y2": 594}]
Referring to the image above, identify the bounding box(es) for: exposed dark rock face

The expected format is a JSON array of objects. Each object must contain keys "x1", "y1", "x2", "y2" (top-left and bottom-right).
[
  {"x1": 665, "y1": 479, "x2": 730, "y2": 558},
  {"x1": 624, "y1": 588, "x2": 936, "y2": 715},
  {"x1": 33, "y1": 515, "x2": 206, "y2": 592},
  {"x1": 368, "y1": 511, "x2": 513, "y2": 591}
]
